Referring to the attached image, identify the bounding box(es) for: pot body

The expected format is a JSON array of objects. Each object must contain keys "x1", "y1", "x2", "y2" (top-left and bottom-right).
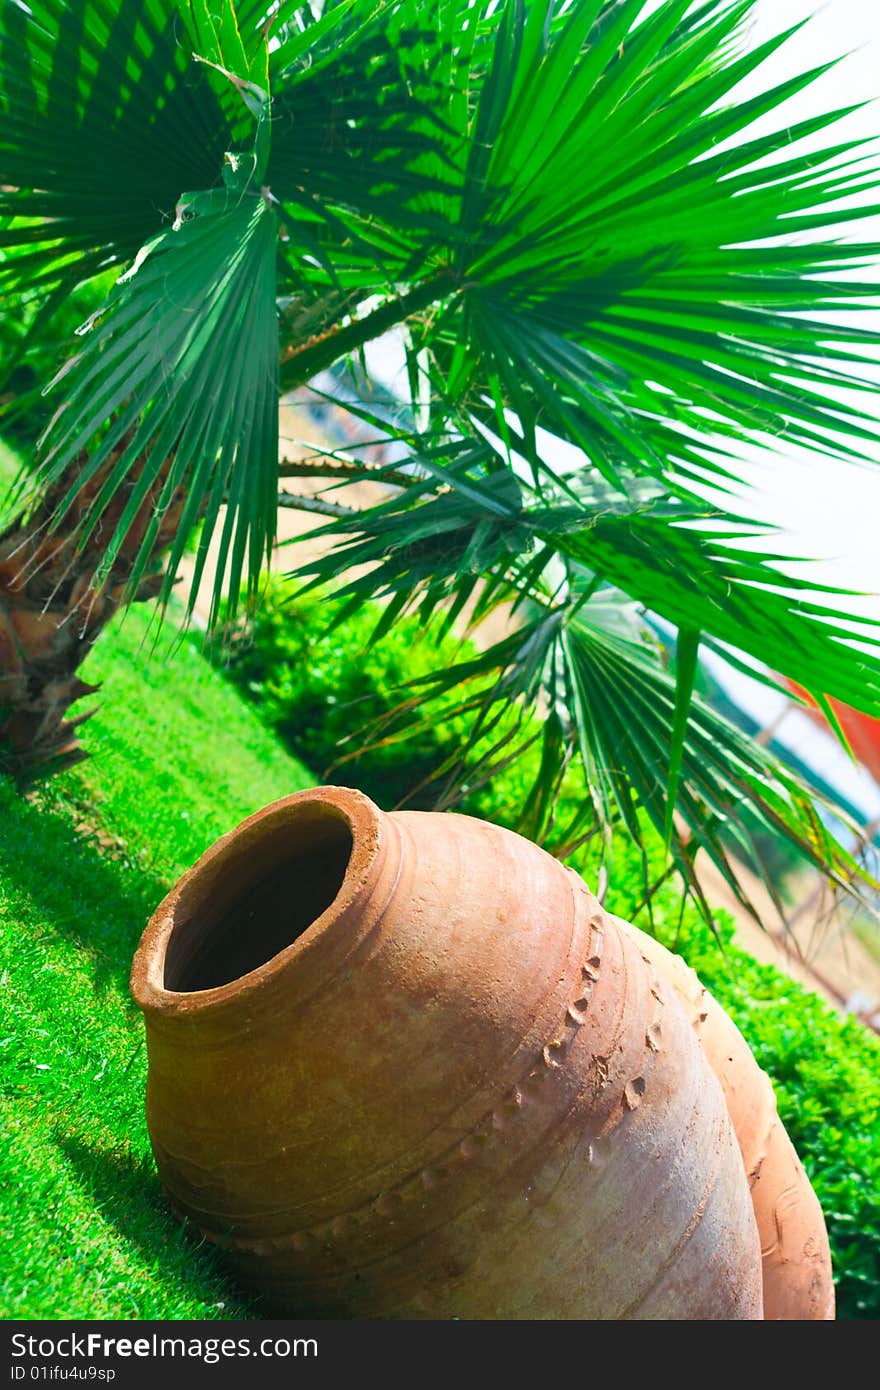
[
  {"x1": 616, "y1": 917, "x2": 834, "y2": 1319},
  {"x1": 131, "y1": 786, "x2": 763, "y2": 1319}
]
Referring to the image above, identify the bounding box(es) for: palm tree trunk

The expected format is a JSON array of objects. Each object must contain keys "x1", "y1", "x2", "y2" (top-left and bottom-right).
[{"x1": 0, "y1": 439, "x2": 184, "y2": 786}]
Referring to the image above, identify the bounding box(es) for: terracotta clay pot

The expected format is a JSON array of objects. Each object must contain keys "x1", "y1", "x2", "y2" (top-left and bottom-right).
[
  {"x1": 616, "y1": 918, "x2": 834, "y2": 1319},
  {"x1": 131, "y1": 786, "x2": 771, "y2": 1319}
]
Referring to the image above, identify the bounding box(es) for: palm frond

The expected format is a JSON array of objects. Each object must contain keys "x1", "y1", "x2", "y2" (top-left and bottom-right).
[
  {"x1": 0, "y1": 0, "x2": 232, "y2": 295},
  {"x1": 287, "y1": 421, "x2": 880, "y2": 913},
  {"x1": 421, "y1": 0, "x2": 880, "y2": 480},
  {"x1": 292, "y1": 437, "x2": 880, "y2": 721},
  {"x1": 548, "y1": 500, "x2": 880, "y2": 718},
  {"x1": 34, "y1": 171, "x2": 279, "y2": 624},
  {"x1": 328, "y1": 582, "x2": 877, "y2": 922},
  {"x1": 12, "y1": 0, "x2": 880, "y2": 616}
]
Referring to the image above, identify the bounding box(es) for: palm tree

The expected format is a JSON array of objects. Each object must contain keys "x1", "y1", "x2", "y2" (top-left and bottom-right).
[{"x1": 1, "y1": 0, "x2": 879, "y2": 917}]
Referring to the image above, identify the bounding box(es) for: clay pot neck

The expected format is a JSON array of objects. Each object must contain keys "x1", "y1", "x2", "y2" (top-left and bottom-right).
[
  {"x1": 131, "y1": 786, "x2": 397, "y2": 1019},
  {"x1": 164, "y1": 804, "x2": 353, "y2": 992}
]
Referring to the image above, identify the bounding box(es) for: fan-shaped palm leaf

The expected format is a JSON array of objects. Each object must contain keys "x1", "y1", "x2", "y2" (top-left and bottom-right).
[{"x1": 1, "y1": 0, "x2": 879, "y2": 918}]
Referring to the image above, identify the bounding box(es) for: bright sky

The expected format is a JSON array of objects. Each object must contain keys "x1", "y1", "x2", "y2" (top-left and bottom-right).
[
  {"x1": 687, "y1": 1, "x2": 880, "y2": 818},
  {"x1": 696, "y1": 0, "x2": 880, "y2": 620}
]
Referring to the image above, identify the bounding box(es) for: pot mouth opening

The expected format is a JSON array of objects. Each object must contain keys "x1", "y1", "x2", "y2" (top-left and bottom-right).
[{"x1": 162, "y1": 800, "x2": 355, "y2": 993}]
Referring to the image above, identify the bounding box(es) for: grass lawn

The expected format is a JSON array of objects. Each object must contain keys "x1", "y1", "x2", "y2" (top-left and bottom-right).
[
  {"x1": 0, "y1": 436, "x2": 21, "y2": 508},
  {"x1": 0, "y1": 589, "x2": 313, "y2": 1318}
]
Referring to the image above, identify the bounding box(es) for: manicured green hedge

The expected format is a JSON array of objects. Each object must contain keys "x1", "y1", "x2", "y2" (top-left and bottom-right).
[
  {"x1": 211, "y1": 582, "x2": 493, "y2": 812},
  {"x1": 215, "y1": 581, "x2": 880, "y2": 1319}
]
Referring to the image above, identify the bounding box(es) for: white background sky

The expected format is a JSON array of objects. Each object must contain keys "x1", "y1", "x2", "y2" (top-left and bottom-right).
[
  {"x1": 701, "y1": 0, "x2": 880, "y2": 613},
  {"x1": 695, "y1": 2, "x2": 880, "y2": 815},
  {"x1": 664, "y1": 0, "x2": 880, "y2": 819}
]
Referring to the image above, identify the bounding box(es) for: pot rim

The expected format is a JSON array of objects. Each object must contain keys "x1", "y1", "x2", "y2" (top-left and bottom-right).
[{"x1": 130, "y1": 784, "x2": 385, "y2": 1018}]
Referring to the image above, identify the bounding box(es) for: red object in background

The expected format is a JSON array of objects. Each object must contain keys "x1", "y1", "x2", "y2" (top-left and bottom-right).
[{"x1": 786, "y1": 680, "x2": 880, "y2": 785}]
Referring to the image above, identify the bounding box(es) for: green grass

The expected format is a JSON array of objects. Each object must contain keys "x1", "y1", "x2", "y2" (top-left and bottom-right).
[
  {"x1": 0, "y1": 605, "x2": 312, "y2": 1319},
  {"x1": 68, "y1": 608, "x2": 313, "y2": 883},
  {"x1": 0, "y1": 436, "x2": 20, "y2": 515},
  {"x1": 0, "y1": 437, "x2": 19, "y2": 475}
]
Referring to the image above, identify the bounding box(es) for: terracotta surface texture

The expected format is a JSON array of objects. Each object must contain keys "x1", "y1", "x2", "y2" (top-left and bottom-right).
[
  {"x1": 131, "y1": 786, "x2": 771, "y2": 1319},
  {"x1": 616, "y1": 917, "x2": 834, "y2": 1319}
]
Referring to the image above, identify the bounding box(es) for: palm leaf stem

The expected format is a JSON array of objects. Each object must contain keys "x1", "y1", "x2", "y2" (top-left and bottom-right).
[
  {"x1": 277, "y1": 457, "x2": 422, "y2": 490},
  {"x1": 276, "y1": 492, "x2": 357, "y2": 520},
  {"x1": 279, "y1": 272, "x2": 458, "y2": 391}
]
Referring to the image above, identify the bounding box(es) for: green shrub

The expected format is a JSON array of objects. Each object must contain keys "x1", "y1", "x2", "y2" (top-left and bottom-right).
[
  {"x1": 210, "y1": 582, "x2": 510, "y2": 814},
  {"x1": 214, "y1": 578, "x2": 880, "y2": 1319},
  {"x1": 211, "y1": 581, "x2": 593, "y2": 841}
]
